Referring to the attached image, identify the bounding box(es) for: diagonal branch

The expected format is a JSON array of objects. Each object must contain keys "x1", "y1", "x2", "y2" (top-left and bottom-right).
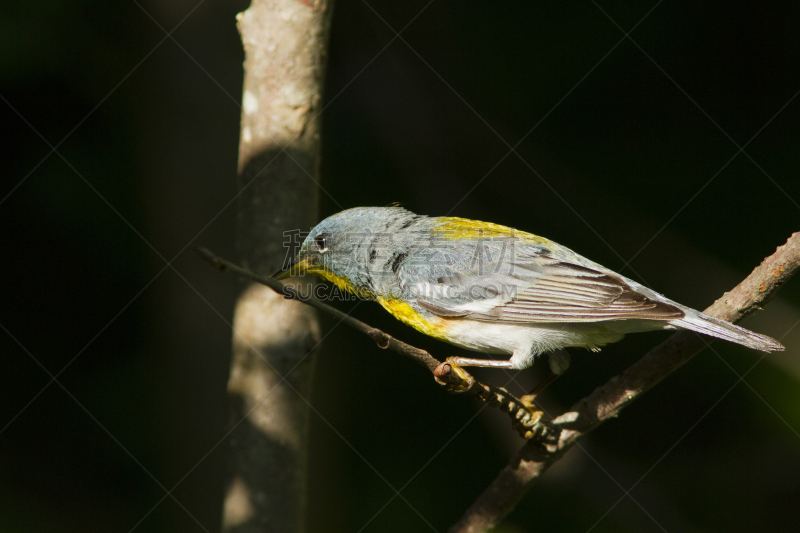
[{"x1": 449, "y1": 231, "x2": 800, "y2": 533}]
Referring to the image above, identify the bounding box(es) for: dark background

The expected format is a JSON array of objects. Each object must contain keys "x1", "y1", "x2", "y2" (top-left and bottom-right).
[{"x1": 2, "y1": 1, "x2": 800, "y2": 532}]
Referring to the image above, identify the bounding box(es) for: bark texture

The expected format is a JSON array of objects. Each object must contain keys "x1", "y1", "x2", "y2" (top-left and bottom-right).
[{"x1": 223, "y1": 2, "x2": 333, "y2": 532}]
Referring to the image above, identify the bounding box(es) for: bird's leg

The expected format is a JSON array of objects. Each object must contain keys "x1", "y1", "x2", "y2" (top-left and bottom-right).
[
  {"x1": 519, "y1": 372, "x2": 558, "y2": 410},
  {"x1": 441, "y1": 356, "x2": 512, "y2": 390},
  {"x1": 444, "y1": 356, "x2": 514, "y2": 368},
  {"x1": 519, "y1": 349, "x2": 570, "y2": 410},
  {"x1": 434, "y1": 357, "x2": 511, "y2": 392}
]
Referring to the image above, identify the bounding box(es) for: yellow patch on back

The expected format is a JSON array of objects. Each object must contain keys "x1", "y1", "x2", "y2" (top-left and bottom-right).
[
  {"x1": 433, "y1": 217, "x2": 552, "y2": 246},
  {"x1": 377, "y1": 297, "x2": 450, "y2": 341}
]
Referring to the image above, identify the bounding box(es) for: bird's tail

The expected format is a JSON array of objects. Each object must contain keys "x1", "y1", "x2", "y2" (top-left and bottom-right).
[{"x1": 671, "y1": 312, "x2": 784, "y2": 352}]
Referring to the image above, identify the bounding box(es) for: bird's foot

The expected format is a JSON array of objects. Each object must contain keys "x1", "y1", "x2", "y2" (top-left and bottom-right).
[
  {"x1": 503, "y1": 395, "x2": 560, "y2": 443},
  {"x1": 522, "y1": 418, "x2": 561, "y2": 443},
  {"x1": 519, "y1": 393, "x2": 538, "y2": 412},
  {"x1": 433, "y1": 357, "x2": 475, "y2": 392}
]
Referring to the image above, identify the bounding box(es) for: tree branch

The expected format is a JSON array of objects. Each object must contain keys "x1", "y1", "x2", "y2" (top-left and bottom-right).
[
  {"x1": 224, "y1": 1, "x2": 333, "y2": 532},
  {"x1": 449, "y1": 231, "x2": 800, "y2": 533}
]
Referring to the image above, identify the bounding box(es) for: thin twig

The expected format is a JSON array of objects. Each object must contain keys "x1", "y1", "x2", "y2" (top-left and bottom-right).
[{"x1": 449, "y1": 231, "x2": 800, "y2": 533}]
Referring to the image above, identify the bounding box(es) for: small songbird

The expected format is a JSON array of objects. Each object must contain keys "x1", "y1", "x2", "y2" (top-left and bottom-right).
[{"x1": 274, "y1": 207, "x2": 783, "y2": 390}]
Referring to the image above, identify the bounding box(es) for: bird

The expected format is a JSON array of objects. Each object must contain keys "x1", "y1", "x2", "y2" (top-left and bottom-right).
[{"x1": 273, "y1": 206, "x2": 783, "y2": 396}]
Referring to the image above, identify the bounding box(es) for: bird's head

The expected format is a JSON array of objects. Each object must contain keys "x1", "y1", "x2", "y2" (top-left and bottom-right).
[{"x1": 273, "y1": 207, "x2": 418, "y2": 298}]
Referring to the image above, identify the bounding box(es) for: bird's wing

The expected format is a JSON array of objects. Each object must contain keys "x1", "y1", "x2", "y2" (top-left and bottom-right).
[{"x1": 396, "y1": 241, "x2": 683, "y2": 324}]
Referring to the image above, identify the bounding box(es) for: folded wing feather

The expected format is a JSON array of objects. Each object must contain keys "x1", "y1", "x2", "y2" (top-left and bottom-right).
[{"x1": 400, "y1": 251, "x2": 684, "y2": 324}]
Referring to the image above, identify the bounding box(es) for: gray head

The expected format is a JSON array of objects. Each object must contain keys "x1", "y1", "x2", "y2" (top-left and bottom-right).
[{"x1": 273, "y1": 207, "x2": 424, "y2": 296}]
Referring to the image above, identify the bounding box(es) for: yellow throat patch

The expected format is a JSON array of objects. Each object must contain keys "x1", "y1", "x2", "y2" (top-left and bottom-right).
[{"x1": 311, "y1": 268, "x2": 375, "y2": 300}]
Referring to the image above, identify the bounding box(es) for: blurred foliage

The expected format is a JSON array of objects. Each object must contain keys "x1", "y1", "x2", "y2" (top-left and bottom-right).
[{"x1": 1, "y1": 1, "x2": 799, "y2": 532}]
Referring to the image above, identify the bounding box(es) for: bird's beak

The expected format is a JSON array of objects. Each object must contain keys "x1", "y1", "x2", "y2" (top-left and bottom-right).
[{"x1": 272, "y1": 255, "x2": 315, "y2": 280}]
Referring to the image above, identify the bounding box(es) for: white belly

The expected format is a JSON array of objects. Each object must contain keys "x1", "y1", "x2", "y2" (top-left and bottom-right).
[{"x1": 440, "y1": 319, "x2": 628, "y2": 369}]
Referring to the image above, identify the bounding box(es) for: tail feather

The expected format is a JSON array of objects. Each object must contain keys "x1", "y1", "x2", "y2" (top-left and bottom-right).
[{"x1": 671, "y1": 313, "x2": 784, "y2": 352}]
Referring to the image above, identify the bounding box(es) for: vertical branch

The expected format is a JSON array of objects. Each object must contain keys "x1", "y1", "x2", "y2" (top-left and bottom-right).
[{"x1": 223, "y1": 1, "x2": 334, "y2": 532}]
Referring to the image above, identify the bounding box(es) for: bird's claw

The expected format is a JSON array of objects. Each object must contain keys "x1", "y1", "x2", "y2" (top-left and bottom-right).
[
  {"x1": 519, "y1": 393, "x2": 538, "y2": 412},
  {"x1": 433, "y1": 358, "x2": 475, "y2": 392},
  {"x1": 507, "y1": 402, "x2": 559, "y2": 443}
]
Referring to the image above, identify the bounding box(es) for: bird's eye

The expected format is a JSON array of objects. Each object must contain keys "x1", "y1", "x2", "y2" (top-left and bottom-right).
[{"x1": 314, "y1": 232, "x2": 330, "y2": 253}]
